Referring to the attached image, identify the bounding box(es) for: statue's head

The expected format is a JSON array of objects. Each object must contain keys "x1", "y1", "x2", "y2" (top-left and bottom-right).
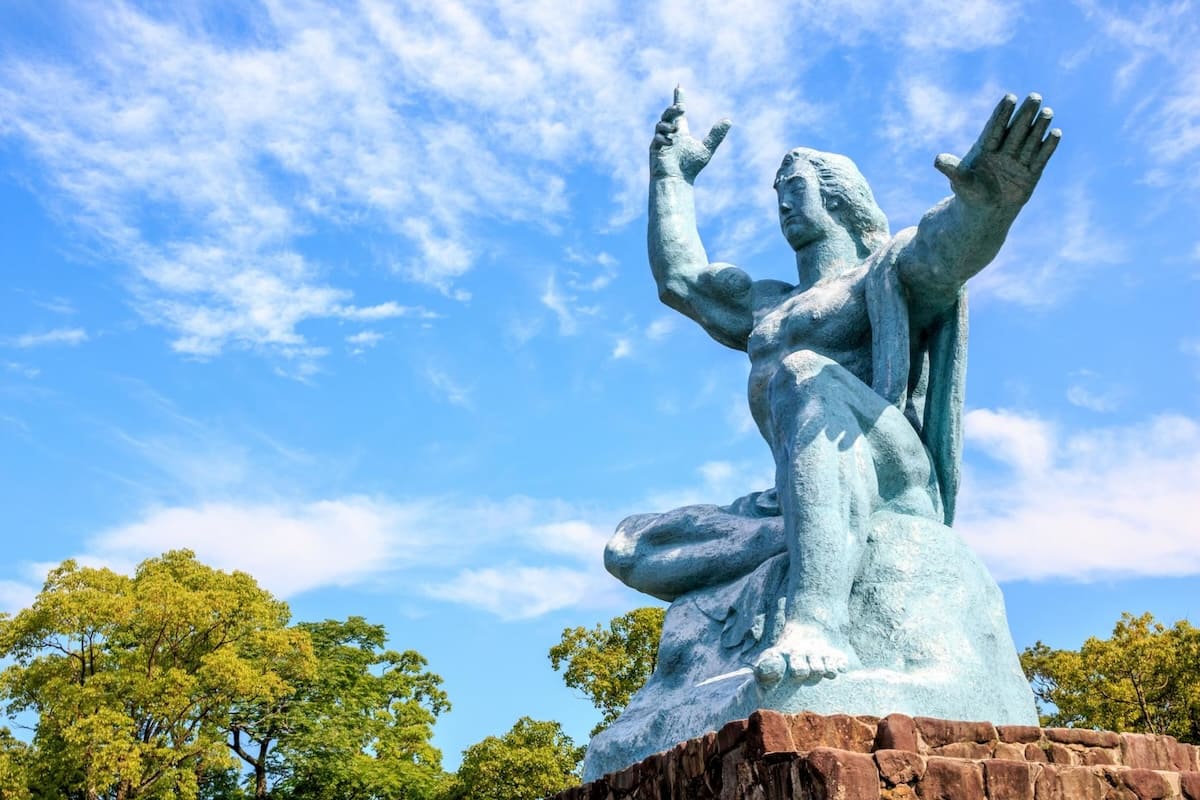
[{"x1": 774, "y1": 148, "x2": 889, "y2": 259}]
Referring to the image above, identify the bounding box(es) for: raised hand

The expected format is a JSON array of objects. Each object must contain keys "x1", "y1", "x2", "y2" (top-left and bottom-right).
[
  {"x1": 650, "y1": 87, "x2": 732, "y2": 183},
  {"x1": 934, "y1": 93, "x2": 1061, "y2": 210}
]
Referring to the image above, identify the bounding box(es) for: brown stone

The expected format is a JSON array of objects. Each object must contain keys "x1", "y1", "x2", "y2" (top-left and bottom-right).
[
  {"x1": 717, "y1": 718, "x2": 748, "y2": 754},
  {"x1": 1043, "y1": 727, "x2": 1120, "y2": 748},
  {"x1": 1122, "y1": 734, "x2": 1173, "y2": 771},
  {"x1": 999, "y1": 725, "x2": 1044, "y2": 744},
  {"x1": 1081, "y1": 747, "x2": 1119, "y2": 766},
  {"x1": 983, "y1": 759, "x2": 1039, "y2": 800},
  {"x1": 609, "y1": 761, "x2": 642, "y2": 791},
  {"x1": 790, "y1": 711, "x2": 877, "y2": 753},
  {"x1": 914, "y1": 717, "x2": 998, "y2": 748},
  {"x1": 993, "y1": 741, "x2": 1027, "y2": 762},
  {"x1": 1118, "y1": 768, "x2": 1173, "y2": 799},
  {"x1": 748, "y1": 709, "x2": 798, "y2": 758},
  {"x1": 682, "y1": 733, "x2": 713, "y2": 779},
  {"x1": 876, "y1": 714, "x2": 920, "y2": 752},
  {"x1": 875, "y1": 750, "x2": 926, "y2": 786},
  {"x1": 1024, "y1": 743, "x2": 1049, "y2": 763},
  {"x1": 881, "y1": 787, "x2": 918, "y2": 800},
  {"x1": 804, "y1": 747, "x2": 881, "y2": 800},
  {"x1": 916, "y1": 756, "x2": 983, "y2": 800},
  {"x1": 1033, "y1": 765, "x2": 1106, "y2": 800},
  {"x1": 719, "y1": 749, "x2": 744, "y2": 800},
  {"x1": 1172, "y1": 741, "x2": 1194, "y2": 772},
  {"x1": 763, "y1": 754, "x2": 798, "y2": 799},
  {"x1": 1180, "y1": 771, "x2": 1200, "y2": 800},
  {"x1": 1045, "y1": 743, "x2": 1075, "y2": 765},
  {"x1": 932, "y1": 741, "x2": 993, "y2": 760}
]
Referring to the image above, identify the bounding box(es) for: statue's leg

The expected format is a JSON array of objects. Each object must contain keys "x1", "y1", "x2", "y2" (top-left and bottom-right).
[
  {"x1": 605, "y1": 504, "x2": 785, "y2": 602},
  {"x1": 754, "y1": 350, "x2": 937, "y2": 685}
]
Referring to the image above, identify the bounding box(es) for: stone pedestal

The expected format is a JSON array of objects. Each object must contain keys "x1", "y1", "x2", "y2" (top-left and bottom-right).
[{"x1": 552, "y1": 711, "x2": 1200, "y2": 800}]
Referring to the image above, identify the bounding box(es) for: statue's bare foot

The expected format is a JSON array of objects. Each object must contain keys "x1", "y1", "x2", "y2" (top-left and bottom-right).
[{"x1": 753, "y1": 622, "x2": 851, "y2": 686}]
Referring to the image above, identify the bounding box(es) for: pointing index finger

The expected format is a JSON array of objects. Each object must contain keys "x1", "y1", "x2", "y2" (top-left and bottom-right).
[{"x1": 674, "y1": 85, "x2": 686, "y2": 108}]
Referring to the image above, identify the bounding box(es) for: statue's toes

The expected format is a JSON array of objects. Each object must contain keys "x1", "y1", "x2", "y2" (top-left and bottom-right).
[
  {"x1": 788, "y1": 653, "x2": 813, "y2": 681},
  {"x1": 753, "y1": 650, "x2": 786, "y2": 686}
]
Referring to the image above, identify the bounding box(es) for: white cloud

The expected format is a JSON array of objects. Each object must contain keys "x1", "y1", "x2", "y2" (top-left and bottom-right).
[
  {"x1": 87, "y1": 498, "x2": 403, "y2": 597},
  {"x1": 611, "y1": 337, "x2": 633, "y2": 359},
  {"x1": 423, "y1": 565, "x2": 615, "y2": 621},
  {"x1": 971, "y1": 183, "x2": 1127, "y2": 308},
  {"x1": 0, "y1": 0, "x2": 1037, "y2": 370},
  {"x1": 425, "y1": 368, "x2": 472, "y2": 408},
  {"x1": 1075, "y1": 1, "x2": 1200, "y2": 185},
  {"x1": 6, "y1": 328, "x2": 89, "y2": 348},
  {"x1": 45, "y1": 492, "x2": 622, "y2": 612},
  {"x1": 645, "y1": 458, "x2": 774, "y2": 510},
  {"x1": 645, "y1": 317, "x2": 676, "y2": 341},
  {"x1": 3, "y1": 361, "x2": 40, "y2": 379},
  {"x1": 958, "y1": 410, "x2": 1200, "y2": 582},
  {"x1": 541, "y1": 273, "x2": 577, "y2": 335},
  {"x1": 1066, "y1": 384, "x2": 1120, "y2": 413},
  {"x1": 346, "y1": 330, "x2": 383, "y2": 353},
  {"x1": 0, "y1": 580, "x2": 37, "y2": 615},
  {"x1": 963, "y1": 408, "x2": 1055, "y2": 474}
]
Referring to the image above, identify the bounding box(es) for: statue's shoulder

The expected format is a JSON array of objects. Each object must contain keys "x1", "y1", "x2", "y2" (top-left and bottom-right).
[{"x1": 750, "y1": 278, "x2": 793, "y2": 313}]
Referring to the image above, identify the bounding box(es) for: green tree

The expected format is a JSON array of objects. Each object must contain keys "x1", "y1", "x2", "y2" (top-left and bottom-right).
[
  {"x1": 549, "y1": 607, "x2": 664, "y2": 735},
  {"x1": 264, "y1": 617, "x2": 450, "y2": 800},
  {"x1": 0, "y1": 727, "x2": 32, "y2": 800},
  {"x1": 444, "y1": 717, "x2": 583, "y2": 800},
  {"x1": 0, "y1": 550, "x2": 311, "y2": 799},
  {"x1": 1020, "y1": 612, "x2": 1200, "y2": 742}
]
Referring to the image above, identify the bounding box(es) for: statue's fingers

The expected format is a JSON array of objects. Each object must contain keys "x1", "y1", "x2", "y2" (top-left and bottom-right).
[
  {"x1": 703, "y1": 118, "x2": 732, "y2": 154},
  {"x1": 652, "y1": 133, "x2": 672, "y2": 148},
  {"x1": 1019, "y1": 107, "x2": 1053, "y2": 165},
  {"x1": 1001, "y1": 93, "x2": 1043, "y2": 155},
  {"x1": 674, "y1": 85, "x2": 686, "y2": 106},
  {"x1": 1030, "y1": 128, "x2": 1062, "y2": 173},
  {"x1": 656, "y1": 121, "x2": 677, "y2": 136},
  {"x1": 662, "y1": 104, "x2": 685, "y2": 123},
  {"x1": 934, "y1": 152, "x2": 961, "y2": 180},
  {"x1": 980, "y1": 94, "x2": 1017, "y2": 152}
]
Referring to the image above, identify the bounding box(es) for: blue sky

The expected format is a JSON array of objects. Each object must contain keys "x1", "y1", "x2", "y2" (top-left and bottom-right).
[{"x1": 2, "y1": 0, "x2": 1199, "y2": 770}]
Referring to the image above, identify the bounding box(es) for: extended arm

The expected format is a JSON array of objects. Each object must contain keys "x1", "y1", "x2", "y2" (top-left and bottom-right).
[
  {"x1": 898, "y1": 94, "x2": 1061, "y2": 327},
  {"x1": 649, "y1": 89, "x2": 755, "y2": 351}
]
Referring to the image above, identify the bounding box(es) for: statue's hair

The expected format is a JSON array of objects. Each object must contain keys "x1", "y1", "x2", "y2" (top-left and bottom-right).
[{"x1": 774, "y1": 148, "x2": 890, "y2": 258}]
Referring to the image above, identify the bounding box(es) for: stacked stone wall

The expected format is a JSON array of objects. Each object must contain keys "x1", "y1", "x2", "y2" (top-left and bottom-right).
[{"x1": 552, "y1": 712, "x2": 1200, "y2": 800}]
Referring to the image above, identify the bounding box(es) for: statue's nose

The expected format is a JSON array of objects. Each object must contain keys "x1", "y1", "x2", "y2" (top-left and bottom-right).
[{"x1": 779, "y1": 199, "x2": 793, "y2": 213}]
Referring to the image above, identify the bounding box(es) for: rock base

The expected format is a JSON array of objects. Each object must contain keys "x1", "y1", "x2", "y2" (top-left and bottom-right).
[{"x1": 553, "y1": 711, "x2": 1200, "y2": 800}]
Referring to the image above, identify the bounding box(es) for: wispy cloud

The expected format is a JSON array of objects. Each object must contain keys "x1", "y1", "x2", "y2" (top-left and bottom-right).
[
  {"x1": 425, "y1": 367, "x2": 472, "y2": 408},
  {"x1": 0, "y1": 0, "x2": 1030, "y2": 370},
  {"x1": 5, "y1": 327, "x2": 89, "y2": 349},
  {"x1": 971, "y1": 182, "x2": 1127, "y2": 308},
  {"x1": 424, "y1": 565, "x2": 617, "y2": 621},
  {"x1": 346, "y1": 330, "x2": 383, "y2": 354},
  {"x1": 958, "y1": 410, "x2": 1200, "y2": 581}
]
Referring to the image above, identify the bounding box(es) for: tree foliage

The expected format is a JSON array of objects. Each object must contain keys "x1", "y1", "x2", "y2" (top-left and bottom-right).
[
  {"x1": 549, "y1": 607, "x2": 664, "y2": 736},
  {"x1": 1020, "y1": 612, "x2": 1200, "y2": 742},
  {"x1": 264, "y1": 617, "x2": 450, "y2": 800},
  {"x1": 443, "y1": 717, "x2": 583, "y2": 800},
  {"x1": 0, "y1": 551, "x2": 451, "y2": 800},
  {"x1": 0, "y1": 550, "x2": 307, "y2": 800}
]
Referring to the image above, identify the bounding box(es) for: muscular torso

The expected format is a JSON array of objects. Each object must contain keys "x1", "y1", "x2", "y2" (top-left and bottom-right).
[{"x1": 746, "y1": 264, "x2": 873, "y2": 441}]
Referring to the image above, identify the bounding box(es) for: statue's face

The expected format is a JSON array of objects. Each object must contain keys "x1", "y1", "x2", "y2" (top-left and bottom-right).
[{"x1": 776, "y1": 162, "x2": 835, "y2": 252}]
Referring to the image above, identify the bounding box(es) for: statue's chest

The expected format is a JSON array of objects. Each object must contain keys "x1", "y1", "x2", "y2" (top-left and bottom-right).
[{"x1": 749, "y1": 280, "x2": 866, "y2": 358}]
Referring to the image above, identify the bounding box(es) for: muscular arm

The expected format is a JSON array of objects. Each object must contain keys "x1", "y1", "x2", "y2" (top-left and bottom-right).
[
  {"x1": 650, "y1": 175, "x2": 756, "y2": 350},
  {"x1": 648, "y1": 88, "x2": 773, "y2": 351},
  {"x1": 897, "y1": 93, "x2": 1061, "y2": 327}
]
